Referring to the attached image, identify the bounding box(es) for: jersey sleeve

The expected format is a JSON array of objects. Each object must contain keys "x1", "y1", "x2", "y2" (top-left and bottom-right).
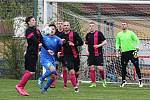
[
  {"x1": 99, "y1": 32, "x2": 106, "y2": 42},
  {"x1": 25, "y1": 28, "x2": 38, "y2": 44},
  {"x1": 36, "y1": 29, "x2": 49, "y2": 50},
  {"x1": 74, "y1": 32, "x2": 83, "y2": 46},
  {"x1": 131, "y1": 31, "x2": 140, "y2": 47}
]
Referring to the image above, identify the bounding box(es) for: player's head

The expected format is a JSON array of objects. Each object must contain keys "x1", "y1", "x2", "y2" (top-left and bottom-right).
[
  {"x1": 63, "y1": 21, "x2": 70, "y2": 32},
  {"x1": 49, "y1": 24, "x2": 57, "y2": 35},
  {"x1": 57, "y1": 19, "x2": 63, "y2": 31},
  {"x1": 121, "y1": 22, "x2": 128, "y2": 30},
  {"x1": 25, "y1": 16, "x2": 36, "y2": 27},
  {"x1": 89, "y1": 22, "x2": 96, "y2": 33}
]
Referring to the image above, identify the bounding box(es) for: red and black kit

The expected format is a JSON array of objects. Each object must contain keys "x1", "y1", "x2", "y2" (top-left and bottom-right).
[
  {"x1": 85, "y1": 31, "x2": 106, "y2": 66},
  {"x1": 60, "y1": 31, "x2": 83, "y2": 72},
  {"x1": 25, "y1": 26, "x2": 48, "y2": 72}
]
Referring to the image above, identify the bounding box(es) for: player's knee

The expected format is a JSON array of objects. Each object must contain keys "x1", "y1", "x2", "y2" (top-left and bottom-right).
[
  {"x1": 90, "y1": 65, "x2": 95, "y2": 70},
  {"x1": 29, "y1": 71, "x2": 35, "y2": 75},
  {"x1": 69, "y1": 69, "x2": 75, "y2": 74},
  {"x1": 63, "y1": 67, "x2": 67, "y2": 70},
  {"x1": 98, "y1": 66, "x2": 104, "y2": 70},
  {"x1": 49, "y1": 66, "x2": 55, "y2": 71}
]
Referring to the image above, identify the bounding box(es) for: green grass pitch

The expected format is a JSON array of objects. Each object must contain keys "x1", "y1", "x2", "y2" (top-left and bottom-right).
[{"x1": 0, "y1": 79, "x2": 150, "y2": 100}]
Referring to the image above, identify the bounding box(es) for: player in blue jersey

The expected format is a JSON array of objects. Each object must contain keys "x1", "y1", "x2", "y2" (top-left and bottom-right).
[
  {"x1": 50, "y1": 20, "x2": 64, "y2": 88},
  {"x1": 38, "y1": 24, "x2": 63, "y2": 93}
]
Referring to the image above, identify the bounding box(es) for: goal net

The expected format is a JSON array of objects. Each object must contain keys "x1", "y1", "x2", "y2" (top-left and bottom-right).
[{"x1": 40, "y1": 1, "x2": 150, "y2": 85}]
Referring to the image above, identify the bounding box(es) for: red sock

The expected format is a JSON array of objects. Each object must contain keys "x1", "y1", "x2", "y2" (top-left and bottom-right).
[
  {"x1": 63, "y1": 69, "x2": 68, "y2": 87},
  {"x1": 17, "y1": 70, "x2": 33, "y2": 87},
  {"x1": 99, "y1": 69, "x2": 105, "y2": 80},
  {"x1": 90, "y1": 70, "x2": 96, "y2": 83},
  {"x1": 69, "y1": 73, "x2": 77, "y2": 87}
]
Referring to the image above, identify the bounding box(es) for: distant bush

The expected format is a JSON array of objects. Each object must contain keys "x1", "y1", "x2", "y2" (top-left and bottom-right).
[{"x1": 0, "y1": 35, "x2": 26, "y2": 79}]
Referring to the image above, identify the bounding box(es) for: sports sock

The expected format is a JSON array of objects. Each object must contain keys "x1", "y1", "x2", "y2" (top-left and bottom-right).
[
  {"x1": 63, "y1": 69, "x2": 68, "y2": 87},
  {"x1": 90, "y1": 70, "x2": 96, "y2": 83},
  {"x1": 17, "y1": 70, "x2": 33, "y2": 87},
  {"x1": 69, "y1": 73, "x2": 77, "y2": 87},
  {"x1": 44, "y1": 77, "x2": 54, "y2": 91},
  {"x1": 99, "y1": 69, "x2": 105, "y2": 80}
]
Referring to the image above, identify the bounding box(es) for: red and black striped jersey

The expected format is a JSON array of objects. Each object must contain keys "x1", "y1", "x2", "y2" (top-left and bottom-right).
[{"x1": 85, "y1": 31, "x2": 106, "y2": 56}]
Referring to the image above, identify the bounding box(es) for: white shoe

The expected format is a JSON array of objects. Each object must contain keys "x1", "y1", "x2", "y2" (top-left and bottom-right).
[
  {"x1": 120, "y1": 80, "x2": 126, "y2": 87},
  {"x1": 74, "y1": 86, "x2": 79, "y2": 93},
  {"x1": 139, "y1": 81, "x2": 143, "y2": 87}
]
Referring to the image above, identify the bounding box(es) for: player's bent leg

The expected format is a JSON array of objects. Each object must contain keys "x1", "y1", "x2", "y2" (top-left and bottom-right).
[
  {"x1": 16, "y1": 71, "x2": 34, "y2": 96},
  {"x1": 41, "y1": 77, "x2": 51, "y2": 94},
  {"x1": 41, "y1": 66, "x2": 56, "y2": 93},
  {"x1": 42, "y1": 72, "x2": 56, "y2": 94},
  {"x1": 50, "y1": 66, "x2": 58, "y2": 88},
  {"x1": 69, "y1": 69, "x2": 79, "y2": 92},
  {"x1": 38, "y1": 70, "x2": 51, "y2": 89}
]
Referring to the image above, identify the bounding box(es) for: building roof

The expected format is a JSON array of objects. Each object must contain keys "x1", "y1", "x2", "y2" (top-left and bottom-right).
[{"x1": 80, "y1": 4, "x2": 150, "y2": 17}]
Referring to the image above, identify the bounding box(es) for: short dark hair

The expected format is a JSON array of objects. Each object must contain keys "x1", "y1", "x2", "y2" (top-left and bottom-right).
[
  {"x1": 25, "y1": 16, "x2": 34, "y2": 25},
  {"x1": 89, "y1": 22, "x2": 95, "y2": 25},
  {"x1": 49, "y1": 24, "x2": 56, "y2": 29}
]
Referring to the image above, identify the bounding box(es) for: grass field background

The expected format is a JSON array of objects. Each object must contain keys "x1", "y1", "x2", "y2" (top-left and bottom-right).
[{"x1": 0, "y1": 79, "x2": 150, "y2": 100}]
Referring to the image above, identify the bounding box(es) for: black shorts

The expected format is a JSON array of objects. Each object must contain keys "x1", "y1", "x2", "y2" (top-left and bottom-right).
[
  {"x1": 55, "y1": 55, "x2": 64, "y2": 68},
  {"x1": 121, "y1": 50, "x2": 139, "y2": 67},
  {"x1": 88, "y1": 54, "x2": 103, "y2": 66},
  {"x1": 62, "y1": 55, "x2": 80, "y2": 72},
  {"x1": 55, "y1": 55, "x2": 64, "y2": 63},
  {"x1": 25, "y1": 53, "x2": 38, "y2": 72}
]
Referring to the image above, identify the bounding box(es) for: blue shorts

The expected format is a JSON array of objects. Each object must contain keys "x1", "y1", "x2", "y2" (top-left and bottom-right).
[{"x1": 40, "y1": 59, "x2": 56, "y2": 70}]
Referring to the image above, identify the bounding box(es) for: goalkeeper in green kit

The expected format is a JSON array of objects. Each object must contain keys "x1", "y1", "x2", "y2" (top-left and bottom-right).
[{"x1": 115, "y1": 22, "x2": 143, "y2": 87}]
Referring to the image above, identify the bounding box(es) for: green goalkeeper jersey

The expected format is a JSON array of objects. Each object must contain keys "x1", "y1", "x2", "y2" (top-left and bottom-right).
[{"x1": 116, "y1": 30, "x2": 140, "y2": 52}]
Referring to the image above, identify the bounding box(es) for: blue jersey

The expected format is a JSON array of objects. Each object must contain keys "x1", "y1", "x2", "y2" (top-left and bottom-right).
[{"x1": 40, "y1": 35, "x2": 62, "y2": 63}]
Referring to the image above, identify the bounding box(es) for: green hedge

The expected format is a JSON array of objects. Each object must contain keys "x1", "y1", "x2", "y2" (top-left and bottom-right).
[{"x1": 0, "y1": 35, "x2": 26, "y2": 79}]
